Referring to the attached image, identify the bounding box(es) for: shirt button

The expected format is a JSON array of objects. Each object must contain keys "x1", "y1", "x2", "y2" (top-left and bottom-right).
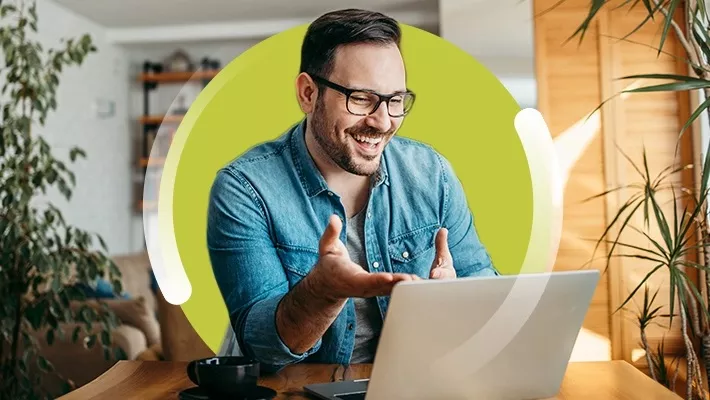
[
  {"x1": 372, "y1": 262, "x2": 379, "y2": 269},
  {"x1": 327, "y1": 191, "x2": 333, "y2": 196},
  {"x1": 348, "y1": 323, "x2": 354, "y2": 330},
  {"x1": 402, "y1": 251, "x2": 409, "y2": 259},
  {"x1": 367, "y1": 212, "x2": 371, "y2": 218}
]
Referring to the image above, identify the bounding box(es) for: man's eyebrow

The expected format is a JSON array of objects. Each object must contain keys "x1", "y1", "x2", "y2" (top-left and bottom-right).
[{"x1": 350, "y1": 85, "x2": 409, "y2": 94}]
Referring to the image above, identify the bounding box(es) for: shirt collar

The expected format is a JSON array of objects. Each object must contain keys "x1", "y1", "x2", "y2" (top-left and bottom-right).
[{"x1": 290, "y1": 118, "x2": 390, "y2": 198}]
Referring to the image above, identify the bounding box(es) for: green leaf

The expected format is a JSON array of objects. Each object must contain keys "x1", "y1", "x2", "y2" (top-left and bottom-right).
[
  {"x1": 85, "y1": 334, "x2": 97, "y2": 349},
  {"x1": 69, "y1": 147, "x2": 86, "y2": 162},
  {"x1": 114, "y1": 347, "x2": 127, "y2": 360},
  {"x1": 24, "y1": 302, "x2": 45, "y2": 330},
  {"x1": 639, "y1": 0, "x2": 655, "y2": 15},
  {"x1": 616, "y1": 73, "x2": 710, "y2": 83},
  {"x1": 623, "y1": 80, "x2": 710, "y2": 93},
  {"x1": 72, "y1": 326, "x2": 81, "y2": 343},
  {"x1": 691, "y1": 23, "x2": 710, "y2": 63},
  {"x1": 1, "y1": 5, "x2": 17, "y2": 17},
  {"x1": 615, "y1": 263, "x2": 665, "y2": 314},
  {"x1": 101, "y1": 330, "x2": 111, "y2": 346},
  {"x1": 568, "y1": 0, "x2": 609, "y2": 45},
  {"x1": 657, "y1": 0, "x2": 681, "y2": 56},
  {"x1": 647, "y1": 189, "x2": 672, "y2": 251},
  {"x1": 46, "y1": 328, "x2": 55, "y2": 346},
  {"x1": 37, "y1": 356, "x2": 53, "y2": 373},
  {"x1": 46, "y1": 167, "x2": 57, "y2": 184},
  {"x1": 616, "y1": 1, "x2": 664, "y2": 45},
  {"x1": 597, "y1": 195, "x2": 645, "y2": 270},
  {"x1": 700, "y1": 139, "x2": 710, "y2": 204}
]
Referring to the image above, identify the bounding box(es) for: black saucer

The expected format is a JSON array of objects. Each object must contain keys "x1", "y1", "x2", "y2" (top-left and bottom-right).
[{"x1": 179, "y1": 385, "x2": 277, "y2": 400}]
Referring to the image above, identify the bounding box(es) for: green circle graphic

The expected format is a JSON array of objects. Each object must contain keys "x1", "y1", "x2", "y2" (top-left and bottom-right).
[{"x1": 170, "y1": 24, "x2": 533, "y2": 352}]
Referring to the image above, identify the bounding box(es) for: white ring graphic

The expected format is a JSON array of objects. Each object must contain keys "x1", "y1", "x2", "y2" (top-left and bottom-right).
[{"x1": 428, "y1": 108, "x2": 564, "y2": 382}]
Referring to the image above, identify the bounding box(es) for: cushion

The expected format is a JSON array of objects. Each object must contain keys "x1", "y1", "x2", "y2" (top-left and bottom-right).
[
  {"x1": 111, "y1": 252, "x2": 157, "y2": 314},
  {"x1": 74, "y1": 279, "x2": 130, "y2": 299},
  {"x1": 71, "y1": 296, "x2": 161, "y2": 347}
]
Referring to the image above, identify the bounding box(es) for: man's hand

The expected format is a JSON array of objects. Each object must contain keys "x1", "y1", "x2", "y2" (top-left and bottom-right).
[
  {"x1": 309, "y1": 215, "x2": 420, "y2": 301},
  {"x1": 430, "y1": 228, "x2": 456, "y2": 279},
  {"x1": 276, "y1": 214, "x2": 419, "y2": 355}
]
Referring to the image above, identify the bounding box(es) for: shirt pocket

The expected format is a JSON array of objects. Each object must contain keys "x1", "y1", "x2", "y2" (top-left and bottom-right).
[
  {"x1": 276, "y1": 245, "x2": 320, "y2": 288},
  {"x1": 387, "y1": 224, "x2": 439, "y2": 278}
]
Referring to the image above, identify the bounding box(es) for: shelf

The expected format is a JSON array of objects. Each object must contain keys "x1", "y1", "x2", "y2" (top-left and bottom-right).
[
  {"x1": 140, "y1": 115, "x2": 184, "y2": 125},
  {"x1": 140, "y1": 157, "x2": 165, "y2": 167},
  {"x1": 138, "y1": 70, "x2": 220, "y2": 83}
]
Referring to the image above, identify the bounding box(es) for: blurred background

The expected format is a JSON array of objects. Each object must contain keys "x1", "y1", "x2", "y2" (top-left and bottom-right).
[{"x1": 4, "y1": 0, "x2": 709, "y2": 398}]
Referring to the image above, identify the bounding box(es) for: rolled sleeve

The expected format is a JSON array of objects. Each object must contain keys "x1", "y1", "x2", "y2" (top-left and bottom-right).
[
  {"x1": 243, "y1": 294, "x2": 322, "y2": 371},
  {"x1": 438, "y1": 154, "x2": 499, "y2": 277},
  {"x1": 207, "y1": 168, "x2": 319, "y2": 372}
]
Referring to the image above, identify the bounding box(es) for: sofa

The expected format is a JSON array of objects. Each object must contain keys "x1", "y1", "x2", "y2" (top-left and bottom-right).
[{"x1": 34, "y1": 252, "x2": 214, "y2": 397}]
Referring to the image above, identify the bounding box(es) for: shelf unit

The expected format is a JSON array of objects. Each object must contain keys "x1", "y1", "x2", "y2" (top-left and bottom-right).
[{"x1": 136, "y1": 64, "x2": 220, "y2": 212}]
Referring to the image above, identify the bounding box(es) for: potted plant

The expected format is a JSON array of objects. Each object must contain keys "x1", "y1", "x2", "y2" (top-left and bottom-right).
[
  {"x1": 0, "y1": 1, "x2": 123, "y2": 399},
  {"x1": 554, "y1": 0, "x2": 710, "y2": 398}
]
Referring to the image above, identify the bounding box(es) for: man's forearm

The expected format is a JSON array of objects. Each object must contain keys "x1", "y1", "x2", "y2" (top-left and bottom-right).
[{"x1": 275, "y1": 273, "x2": 346, "y2": 355}]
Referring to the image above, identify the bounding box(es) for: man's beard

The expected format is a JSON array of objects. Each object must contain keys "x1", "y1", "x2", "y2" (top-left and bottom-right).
[{"x1": 310, "y1": 98, "x2": 393, "y2": 176}]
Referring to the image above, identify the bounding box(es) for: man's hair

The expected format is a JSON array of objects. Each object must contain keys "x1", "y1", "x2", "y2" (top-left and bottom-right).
[{"x1": 300, "y1": 8, "x2": 401, "y2": 79}]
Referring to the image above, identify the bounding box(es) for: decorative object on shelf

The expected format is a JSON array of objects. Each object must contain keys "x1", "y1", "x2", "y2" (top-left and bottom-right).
[
  {"x1": 143, "y1": 60, "x2": 163, "y2": 76},
  {"x1": 200, "y1": 56, "x2": 221, "y2": 71},
  {"x1": 164, "y1": 49, "x2": 193, "y2": 73}
]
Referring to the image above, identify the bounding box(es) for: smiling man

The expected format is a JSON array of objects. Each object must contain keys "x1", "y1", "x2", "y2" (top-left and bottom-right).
[{"x1": 207, "y1": 8, "x2": 498, "y2": 373}]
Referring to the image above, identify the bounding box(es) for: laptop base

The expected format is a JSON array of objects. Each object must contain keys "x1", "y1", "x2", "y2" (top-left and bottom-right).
[{"x1": 304, "y1": 379, "x2": 369, "y2": 400}]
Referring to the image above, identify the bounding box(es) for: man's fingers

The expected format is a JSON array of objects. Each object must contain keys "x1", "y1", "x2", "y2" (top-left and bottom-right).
[
  {"x1": 319, "y1": 215, "x2": 342, "y2": 255},
  {"x1": 352, "y1": 272, "x2": 420, "y2": 297},
  {"x1": 430, "y1": 267, "x2": 456, "y2": 280}
]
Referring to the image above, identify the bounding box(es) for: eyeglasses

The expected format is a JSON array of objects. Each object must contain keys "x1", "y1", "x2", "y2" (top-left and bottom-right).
[{"x1": 311, "y1": 75, "x2": 415, "y2": 117}]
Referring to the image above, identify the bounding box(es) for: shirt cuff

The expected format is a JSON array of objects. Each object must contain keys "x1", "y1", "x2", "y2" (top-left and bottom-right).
[{"x1": 241, "y1": 293, "x2": 322, "y2": 372}]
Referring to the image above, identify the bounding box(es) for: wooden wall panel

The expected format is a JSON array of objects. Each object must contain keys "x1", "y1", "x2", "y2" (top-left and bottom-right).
[
  {"x1": 533, "y1": 3, "x2": 613, "y2": 361},
  {"x1": 533, "y1": 0, "x2": 695, "y2": 364}
]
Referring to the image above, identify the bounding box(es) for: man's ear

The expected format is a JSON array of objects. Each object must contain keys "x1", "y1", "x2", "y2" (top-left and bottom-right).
[{"x1": 295, "y1": 72, "x2": 318, "y2": 114}]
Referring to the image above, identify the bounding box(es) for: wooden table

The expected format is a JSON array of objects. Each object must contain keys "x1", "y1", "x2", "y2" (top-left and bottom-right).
[{"x1": 57, "y1": 360, "x2": 680, "y2": 399}]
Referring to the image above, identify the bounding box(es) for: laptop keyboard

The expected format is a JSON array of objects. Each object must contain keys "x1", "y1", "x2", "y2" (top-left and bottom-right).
[{"x1": 335, "y1": 393, "x2": 367, "y2": 400}]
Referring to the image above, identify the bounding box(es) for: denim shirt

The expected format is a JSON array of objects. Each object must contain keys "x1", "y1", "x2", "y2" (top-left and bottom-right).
[{"x1": 207, "y1": 118, "x2": 498, "y2": 373}]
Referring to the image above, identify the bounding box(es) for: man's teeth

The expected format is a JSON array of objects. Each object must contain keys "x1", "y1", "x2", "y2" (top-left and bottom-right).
[{"x1": 352, "y1": 135, "x2": 382, "y2": 144}]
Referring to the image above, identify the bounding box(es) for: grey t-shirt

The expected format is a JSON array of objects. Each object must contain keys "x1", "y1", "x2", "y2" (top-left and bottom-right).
[{"x1": 346, "y1": 206, "x2": 383, "y2": 363}]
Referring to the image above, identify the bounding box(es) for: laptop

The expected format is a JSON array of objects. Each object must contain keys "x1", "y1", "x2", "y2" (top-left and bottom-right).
[{"x1": 304, "y1": 270, "x2": 599, "y2": 400}]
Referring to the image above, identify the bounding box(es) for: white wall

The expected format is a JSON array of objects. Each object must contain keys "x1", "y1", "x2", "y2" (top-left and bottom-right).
[
  {"x1": 439, "y1": 0, "x2": 537, "y2": 108},
  {"x1": 29, "y1": 0, "x2": 138, "y2": 255}
]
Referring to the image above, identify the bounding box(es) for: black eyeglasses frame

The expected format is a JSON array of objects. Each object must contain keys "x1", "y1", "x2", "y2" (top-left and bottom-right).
[{"x1": 310, "y1": 74, "x2": 415, "y2": 118}]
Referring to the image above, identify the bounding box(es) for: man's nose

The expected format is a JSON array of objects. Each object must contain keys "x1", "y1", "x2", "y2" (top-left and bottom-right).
[{"x1": 365, "y1": 101, "x2": 393, "y2": 132}]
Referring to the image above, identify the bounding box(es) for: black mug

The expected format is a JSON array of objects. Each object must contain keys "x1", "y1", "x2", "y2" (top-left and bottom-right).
[{"x1": 186, "y1": 356, "x2": 260, "y2": 397}]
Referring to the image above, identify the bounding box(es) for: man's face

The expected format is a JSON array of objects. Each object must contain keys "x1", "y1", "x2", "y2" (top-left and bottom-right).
[{"x1": 310, "y1": 42, "x2": 407, "y2": 176}]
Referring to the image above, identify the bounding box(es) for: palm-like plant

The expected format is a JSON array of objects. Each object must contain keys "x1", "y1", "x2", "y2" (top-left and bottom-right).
[
  {"x1": 550, "y1": 0, "x2": 710, "y2": 398},
  {"x1": 586, "y1": 143, "x2": 710, "y2": 397}
]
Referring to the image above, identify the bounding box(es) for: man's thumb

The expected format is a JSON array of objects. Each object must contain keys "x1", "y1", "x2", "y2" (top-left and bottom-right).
[
  {"x1": 435, "y1": 228, "x2": 451, "y2": 260},
  {"x1": 319, "y1": 214, "x2": 342, "y2": 255}
]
